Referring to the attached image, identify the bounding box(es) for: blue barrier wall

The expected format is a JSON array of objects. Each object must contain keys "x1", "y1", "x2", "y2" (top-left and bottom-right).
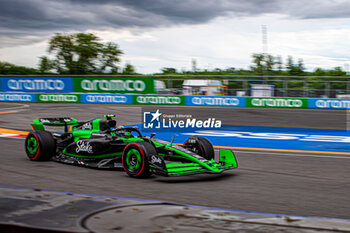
[
  {"x1": 1, "y1": 90, "x2": 350, "y2": 110},
  {"x1": 1, "y1": 77, "x2": 73, "y2": 93},
  {"x1": 308, "y1": 98, "x2": 350, "y2": 109},
  {"x1": 0, "y1": 92, "x2": 37, "y2": 102}
]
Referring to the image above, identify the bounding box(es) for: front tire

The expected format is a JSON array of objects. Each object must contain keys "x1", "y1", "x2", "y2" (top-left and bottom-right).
[
  {"x1": 25, "y1": 130, "x2": 56, "y2": 161},
  {"x1": 122, "y1": 141, "x2": 155, "y2": 178},
  {"x1": 185, "y1": 136, "x2": 215, "y2": 160}
]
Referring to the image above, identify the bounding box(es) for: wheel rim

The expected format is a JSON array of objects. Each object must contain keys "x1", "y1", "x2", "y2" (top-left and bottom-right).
[
  {"x1": 126, "y1": 148, "x2": 141, "y2": 171},
  {"x1": 27, "y1": 136, "x2": 39, "y2": 155},
  {"x1": 192, "y1": 146, "x2": 199, "y2": 154}
]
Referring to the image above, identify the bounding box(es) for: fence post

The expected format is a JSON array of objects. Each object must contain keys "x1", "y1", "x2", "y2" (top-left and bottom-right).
[
  {"x1": 168, "y1": 79, "x2": 172, "y2": 89},
  {"x1": 283, "y1": 78, "x2": 288, "y2": 97},
  {"x1": 304, "y1": 80, "x2": 308, "y2": 97},
  {"x1": 325, "y1": 81, "x2": 330, "y2": 98},
  {"x1": 244, "y1": 80, "x2": 248, "y2": 96}
]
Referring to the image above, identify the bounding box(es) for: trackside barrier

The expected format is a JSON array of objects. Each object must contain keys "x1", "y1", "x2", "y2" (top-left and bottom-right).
[
  {"x1": 73, "y1": 77, "x2": 155, "y2": 94},
  {"x1": 81, "y1": 94, "x2": 132, "y2": 104},
  {"x1": 0, "y1": 92, "x2": 350, "y2": 109},
  {"x1": 0, "y1": 77, "x2": 73, "y2": 93},
  {"x1": 0, "y1": 92, "x2": 37, "y2": 102},
  {"x1": 37, "y1": 93, "x2": 80, "y2": 103},
  {"x1": 246, "y1": 97, "x2": 308, "y2": 108},
  {"x1": 186, "y1": 96, "x2": 246, "y2": 107},
  {"x1": 308, "y1": 98, "x2": 350, "y2": 109},
  {"x1": 0, "y1": 77, "x2": 156, "y2": 94},
  {"x1": 133, "y1": 95, "x2": 185, "y2": 105}
]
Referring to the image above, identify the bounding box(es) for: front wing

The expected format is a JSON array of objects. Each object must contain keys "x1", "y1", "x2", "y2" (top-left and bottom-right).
[{"x1": 149, "y1": 149, "x2": 238, "y2": 177}]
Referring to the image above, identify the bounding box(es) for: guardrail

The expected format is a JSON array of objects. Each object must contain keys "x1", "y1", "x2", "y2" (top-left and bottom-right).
[{"x1": 1, "y1": 92, "x2": 350, "y2": 109}]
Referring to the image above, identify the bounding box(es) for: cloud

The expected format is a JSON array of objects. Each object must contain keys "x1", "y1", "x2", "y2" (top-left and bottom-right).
[
  {"x1": 2, "y1": 13, "x2": 350, "y2": 73},
  {"x1": 2, "y1": 0, "x2": 350, "y2": 73},
  {"x1": 2, "y1": 0, "x2": 350, "y2": 46},
  {"x1": 280, "y1": 0, "x2": 350, "y2": 19}
]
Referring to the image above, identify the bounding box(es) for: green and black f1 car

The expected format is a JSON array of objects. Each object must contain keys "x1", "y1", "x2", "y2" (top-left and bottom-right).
[{"x1": 25, "y1": 115, "x2": 238, "y2": 178}]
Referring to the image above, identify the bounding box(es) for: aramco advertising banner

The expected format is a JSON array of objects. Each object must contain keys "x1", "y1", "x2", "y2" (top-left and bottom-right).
[
  {"x1": 247, "y1": 97, "x2": 308, "y2": 108},
  {"x1": 308, "y1": 98, "x2": 350, "y2": 109},
  {"x1": 1, "y1": 77, "x2": 73, "y2": 93},
  {"x1": 0, "y1": 92, "x2": 37, "y2": 102},
  {"x1": 81, "y1": 93, "x2": 132, "y2": 104},
  {"x1": 186, "y1": 96, "x2": 246, "y2": 107},
  {"x1": 73, "y1": 77, "x2": 155, "y2": 94},
  {"x1": 133, "y1": 95, "x2": 185, "y2": 105},
  {"x1": 37, "y1": 93, "x2": 80, "y2": 103}
]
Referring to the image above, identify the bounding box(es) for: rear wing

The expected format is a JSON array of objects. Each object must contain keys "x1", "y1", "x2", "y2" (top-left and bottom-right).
[{"x1": 31, "y1": 117, "x2": 85, "y2": 131}]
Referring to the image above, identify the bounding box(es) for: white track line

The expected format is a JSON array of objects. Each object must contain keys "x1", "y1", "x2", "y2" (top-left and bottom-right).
[
  {"x1": 0, "y1": 103, "x2": 29, "y2": 111},
  {"x1": 235, "y1": 150, "x2": 350, "y2": 159}
]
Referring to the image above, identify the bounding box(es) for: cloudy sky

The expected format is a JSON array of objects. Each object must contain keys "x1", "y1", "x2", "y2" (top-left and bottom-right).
[{"x1": 1, "y1": 0, "x2": 350, "y2": 74}]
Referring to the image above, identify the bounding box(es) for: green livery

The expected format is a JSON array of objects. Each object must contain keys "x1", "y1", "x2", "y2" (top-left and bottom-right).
[{"x1": 25, "y1": 115, "x2": 238, "y2": 178}]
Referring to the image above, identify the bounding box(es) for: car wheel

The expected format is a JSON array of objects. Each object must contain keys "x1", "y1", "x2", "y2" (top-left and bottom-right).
[
  {"x1": 184, "y1": 136, "x2": 215, "y2": 160},
  {"x1": 122, "y1": 141, "x2": 155, "y2": 178},
  {"x1": 25, "y1": 130, "x2": 56, "y2": 161}
]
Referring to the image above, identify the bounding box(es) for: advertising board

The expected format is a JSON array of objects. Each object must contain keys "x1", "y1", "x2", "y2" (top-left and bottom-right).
[
  {"x1": 0, "y1": 92, "x2": 37, "y2": 102},
  {"x1": 186, "y1": 96, "x2": 246, "y2": 107},
  {"x1": 73, "y1": 77, "x2": 155, "y2": 94},
  {"x1": 133, "y1": 95, "x2": 185, "y2": 105},
  {"x1": 37, "y1": 93, "x2": 80, "y2": 103},
  {"x1": 308, "y1": 98, "x2": 350, "y2": 109},
  {"x1": 1, "y1": 77, "x2": 73, "y2": 93},
  {"x1": 247, "y1": 97, "x2": 307, "y2": 108},
  {"x1": 81, "y1": 94, "x2": 132, "y2": 104}
]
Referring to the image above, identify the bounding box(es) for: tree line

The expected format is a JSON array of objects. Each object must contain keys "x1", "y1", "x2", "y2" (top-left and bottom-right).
[
  {"x1": 0, "y1": 32, "x2": 348, "y2": 77},
  {"x1": 160, "y1": 53, "x2": 347, "y2": 77},
  {"x1": 1, "y1": 33, "x2": 136, "y2": 75}
]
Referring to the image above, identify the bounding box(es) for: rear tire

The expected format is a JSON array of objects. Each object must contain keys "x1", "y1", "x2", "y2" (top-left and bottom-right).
[
  {"x1": 122, "y1": 141, "x2": 155, "y2": 178},
  {"x1": 185, "y1": 136, "x2": 215, "y2": 160},
  {"x1": 25, "y1": 131, "x2": 56, "y2": 161}
]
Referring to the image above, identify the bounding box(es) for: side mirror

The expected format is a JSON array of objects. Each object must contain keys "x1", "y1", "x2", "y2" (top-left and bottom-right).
[{"x1": 150, "y1": 133, "x2": 156, "y2": 138}]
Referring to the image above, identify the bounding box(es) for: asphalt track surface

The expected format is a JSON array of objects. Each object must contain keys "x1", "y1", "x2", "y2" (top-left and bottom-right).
[{"x1": 1, "y1": 103, "x2": 350, "y2": 220}]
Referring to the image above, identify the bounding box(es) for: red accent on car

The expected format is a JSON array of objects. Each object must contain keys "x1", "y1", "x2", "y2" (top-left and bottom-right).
[
  {"x1": 122, "y1": 143, "x2": 145, "y2": 177},
  {"x1": 29, "y1": 133, "x2": 40, "y2": 160}
]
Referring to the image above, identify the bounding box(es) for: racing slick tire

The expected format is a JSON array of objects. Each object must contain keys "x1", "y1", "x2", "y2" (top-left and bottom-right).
[
  {"x1": 122, "y1": 141, "x2": 155, "y2": 178},
  {"x1": 185, "y1": 136, "x2": 215, "y2": 160},
  {"x1": 25, "y1": 130, "x2": 56, "y2": 161}
]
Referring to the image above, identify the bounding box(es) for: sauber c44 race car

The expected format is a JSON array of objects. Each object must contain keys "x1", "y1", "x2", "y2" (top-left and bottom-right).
[{"x1": 25, "y1": 115, "x2": 238, "y2": 178}]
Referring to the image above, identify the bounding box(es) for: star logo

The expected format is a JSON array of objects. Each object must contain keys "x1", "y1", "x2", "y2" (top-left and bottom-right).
[
  {"x1": 143, "y1": 109, "x2": 162, "y2": 129},
  {"x1": 151, "y1": 109, "x2": 162, "y2": 122}
]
